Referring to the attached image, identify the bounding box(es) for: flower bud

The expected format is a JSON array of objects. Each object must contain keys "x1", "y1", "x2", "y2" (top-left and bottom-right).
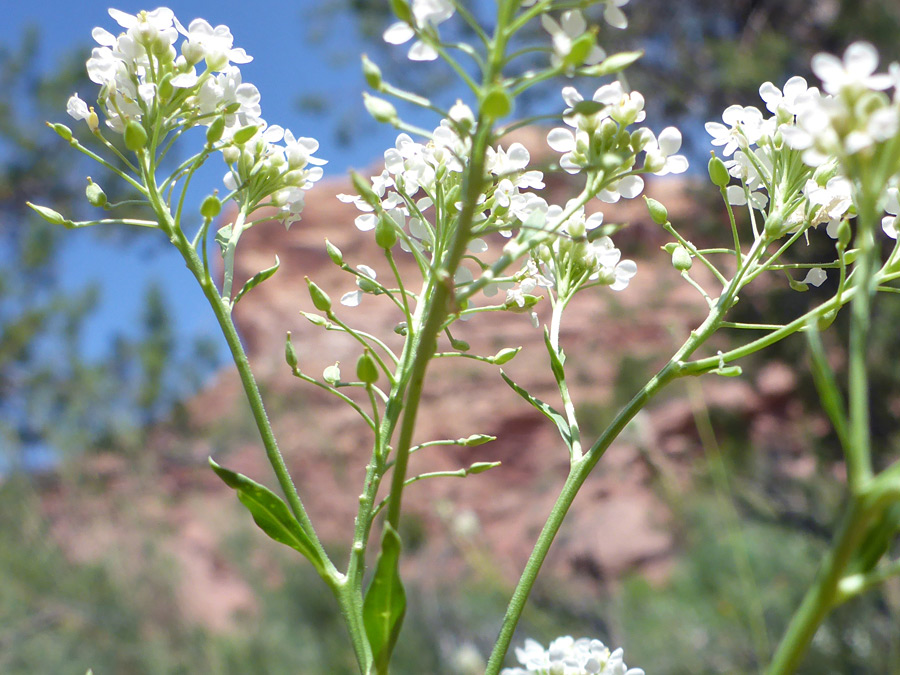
[
  {"x1": 356, "y1": 352, "x2": 379, "y2": 384},
  {"x1": 644, "y1": 196, "x2": 668, "y2": 225},
  {"x1": 325, "y1": 239, "x2": 343, "y2": 265},
  {"x1": 158, "y1": 73, "x2": 174, "y2": 102},
  {"x1": 124, "y1": 119, "x2": 148, "y2": 151},
  {"x1": 671, "y1": 244, "x2": 692, "y2": 271},
  {"x1": 836, "y1": 219, "x2": 851, "y2": 251},
  {"x1": 284, "y1": 331, "x2": 299, "y2": 370},
  {"x1": 708, "y1": 155, "x2": 730, "y2": 188},
  {"x1": 300, "y1": 311, "x2": 329, "y2": 327},
  {"x1": 206, "y1": 116, "x2": 226, "y2": 145},
  {"x1": 482, "y1": 86, "x2": 513, "y2": 120},
  {"x1": 85, "y1": 178, "x2": 107, "y2": 208},
  {"x1": 394, "y1": 322, "x2": 408, "y2": 336},
  {"x1": 232, "y1": 124, "x2": 259, "y2": 145},
  {"x1": 361, "y1": 54, "x2": 383, "y2": 90},
  {"x1": 306, "y1": 277, "x2": 332, "y2": 312},
  {"x1": 323, "y1": 363, "x2": 341, "y2": 385},
  {"x1": 363, "y1": 93, "x2": 398, "y2": 124},
  {"x1": 200, "y1": 194, "x2": 222, "y2": 219},
  {"x1": 222, "y1": 145, "x2": 240, "y2": 165},
  {"x1": 375, "y1": 212, "x2": 398, "y2": 249},
  {"x1": 467, "y1": 461, "x2": 501, "y2": 475},
  {"x1": 390, "y1": 0, "x2": 413, "y2": 23}
]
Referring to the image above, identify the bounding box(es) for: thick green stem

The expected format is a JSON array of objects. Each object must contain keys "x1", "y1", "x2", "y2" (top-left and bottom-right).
[{"x1": 766, "y1": 498, "x2": 872, "y2": 675}]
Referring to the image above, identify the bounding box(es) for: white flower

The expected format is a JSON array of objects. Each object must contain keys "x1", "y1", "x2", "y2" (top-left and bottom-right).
[
  {"x1": 811, "y1": 42, "x2": 892, "y2": 95},
  {"x1": 804, "y1": 176, "x2": 852, "y2": 237},
  {"x1": 705, "y1": 105, "x2": 765, "y2": 156},
  {"x1": 803, "y1": 268, "x2": 828, "y2": 287},
  {"x1": 726, "y1": 185, "x2": 769, "y2": 211},
  {"x1": 759, "y1": 76, "x2": 818, "y2": 116},
  {"x1": 541, "y1": 11, "x2": 605, "y2": 69},
  {"x1": 340, "y1": 265, "x2": 378, "y2": 307},
  {"x1": 383, "y1": 0, "x2": 455, "y2": 61},
  {"x1": 598, "y1": 175, "x2": 644, "y2": 203},
  {"x1": 643, "y1": 127, "x2": 689, "y2": 175},
  {"x1": 501, "y1": 636, "x2": 644, "y2": 675},
  {"x1": 882, "y1": 186, "x2": 900, "y2": 239},
  {"x1": 601, "y1": 0, "x2": 631, "y2": 30},
  {"x1": 593, "y1": 81, "x2": 646, "y2": 126},
  {"x1": 173, "y1": 17, "x2": 252, "y2": 70},
  {"x1": 66, "y1": 94, "x2": 92, "y2": 122}
]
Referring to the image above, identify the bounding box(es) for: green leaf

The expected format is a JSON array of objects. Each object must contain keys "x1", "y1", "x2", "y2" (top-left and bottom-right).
[
  {"x1": 543, "y1": 328, "x2": 566, "y2": 385},
  {"x1": 208, "y1": 459, "x2": 324, "y2": 573},
  {"x1": 363, "y1": 524, "x2": 406, "y2": 673},
  {"x1": 234, "y1": 256, "x2": 280, "y2": 304},
  {"x1": 500, "y1": 371, "x2": 572, "y2": 447}
]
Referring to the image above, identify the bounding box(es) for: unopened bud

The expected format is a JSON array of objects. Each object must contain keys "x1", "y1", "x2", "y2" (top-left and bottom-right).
[
  {"x1": 361, "y1": 54, "x2": 383, "y2": 90},
  {"x1": 363, "y1": 93, "x2": 397, "y2": 124},
  {"x1": 231, "y1": 125, "x2": 259, "y2": 145},
  {"x1": 457, "y1": 434, "x2": 496, "y2": 446},
  {"x1": 206, "y1": 116, "x2": 226, "y2": 145},
  {"x1": 222, "y1": 145, "x2": 240, "y2": 165}
]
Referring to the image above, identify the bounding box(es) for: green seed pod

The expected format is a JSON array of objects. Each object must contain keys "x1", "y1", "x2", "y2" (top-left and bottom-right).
[
  {"x1": 467, "y1": 461, "x2": 501, "y2": 475},
  {"x1": 671, "y1": 244, "x2": 693, "y2": 271},
  {"x1": 200, "y1": 194, "x2": 222, "y2": 219},
  {"x1": 644, "y1": 196, "x2": 668, "y2": 225},
  {"x1": 450, "y1": 337, "x2": 470, "y2": 352},
  {"x1": 457, "y1": 434, "x2": 495, "y2": 447},
  {"x1": 323, "y1": 363, "x2": 341, "y2": 385},
  {"x1": 27, "y1": 202, "x2": 67, "y2": 225},
  {"x1": 206, "y1": 116, "x2": 226, "y2": 145},
  {"x1": 356, "y1": 352, "x2": 379, "y2": 385},
  {"x1": 708, "y1": 155, "x2": 730, "y2": 188},
  {"x1": 306, "y1": 277, "x2": 332, "y2": 312},
  {"x1": 124, "y1": 119, "x2": 148, "y2": 151},
  {"x1": 50, "y1": 122, "x2": 73, "y2": 142},
  {"x1": 325, "y1": 239, "x2": 343, "y2": 265},
  {"x1": 284, "y1": 331, "x2": 299, "y2": 370},
  {"x1": 492, "y1": 347, "x2": 521, "y2": 365},
  {"x1": 394, "y1": 322, "x2": 408, "y2": 336},
  {"x1": 361, "y1": 54, "x2": 383, "y2": 90},
  {"x1": 374, "y1": 212, "x2": 398, "y2": 249},
  {"x1": 85, "y1": 179, "x2": 107, "y2": 208},
  {"x1": 158, "y1": 73, "x2": 174, "y2": 102}
]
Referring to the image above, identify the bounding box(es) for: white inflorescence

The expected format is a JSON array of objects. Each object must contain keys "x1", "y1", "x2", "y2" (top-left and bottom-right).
[
  {"x1": 501, "y1": 636, "x2": 645, "y2": 675},
  {"x1": 67, "y1": 8, "x2": 325, "y2": 228}
]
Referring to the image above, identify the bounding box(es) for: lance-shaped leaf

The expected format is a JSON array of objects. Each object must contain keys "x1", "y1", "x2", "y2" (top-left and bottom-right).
[
  {"x1": 543, "y1": 328, "x2": 567, "y2": 386},
  {"x1": 500, "y1": 371, "x2": 572, "y2": 447},
  {"x1": 363, "y1": 524, "x2": 406, "y2": 673},
  {"x1": 208, "y1": 458, "x2": 325, "y2": 575},
  {"x1": 234, "y1": 256, "x2": 280, "y2": 305}
]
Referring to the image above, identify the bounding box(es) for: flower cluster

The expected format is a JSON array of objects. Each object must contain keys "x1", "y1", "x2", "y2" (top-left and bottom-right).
[
  {"x1": 706, "y1": 42, "x2": 900, "y2": 245},
  {"x1": 502, "y1": 636, "x2": 644, "y2": 675},
  {"x1": 65, "y1": 8, "x2": 324, "y2": 227}
]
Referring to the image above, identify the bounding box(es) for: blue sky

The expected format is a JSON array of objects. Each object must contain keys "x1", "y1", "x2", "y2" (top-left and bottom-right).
[{"x1": 3, "y1": 1, "x2": 418, "y2": 362}]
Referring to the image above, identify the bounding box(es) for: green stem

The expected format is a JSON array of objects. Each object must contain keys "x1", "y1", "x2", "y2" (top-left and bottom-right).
[{"x1": 765, "y1": 498, "x2": 873, "y2": 675}]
